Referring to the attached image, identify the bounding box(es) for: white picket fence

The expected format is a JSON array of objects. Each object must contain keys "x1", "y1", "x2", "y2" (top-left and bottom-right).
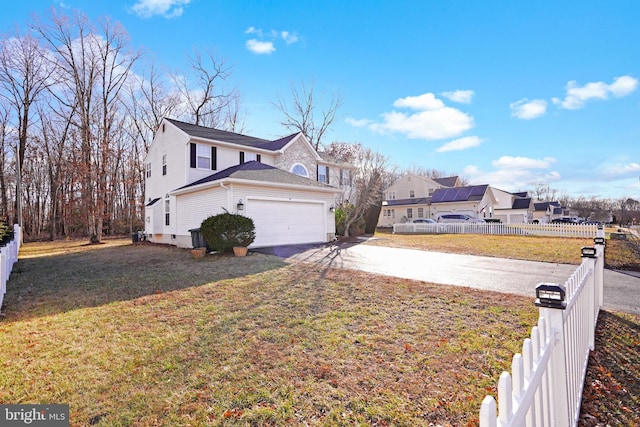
[
  {"x1": 479, "y1": 227, "x2": 605, "y2": 427},
  {"x1": 0, "y1": 225, "x2": 22, "y2": 311},
  {"x1": 393, "y1": 222, "x2": 598, "y2": 238}
]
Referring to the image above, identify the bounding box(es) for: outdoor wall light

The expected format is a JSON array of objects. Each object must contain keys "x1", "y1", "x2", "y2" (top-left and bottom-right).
[
  {"x1": 535, "y1": 283, "x2": 566, "y2": 309},
  {"x1": 237, "y1": 199, "x2": 244, "y2": 211},
  {"x1": 581, "y1": 246, "x2": 597, "y2": 258},
  {"x1": 329, "y1": 206, "x2": 335, "y2": 213}
]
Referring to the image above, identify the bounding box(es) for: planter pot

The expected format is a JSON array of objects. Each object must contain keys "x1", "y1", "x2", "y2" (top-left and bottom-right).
[
  {"x1": 191, "y1": 247, "x2": 207, "y2": 259},
  {"x1": 233, "y1": 246, "x2": 248, "y2": 257}
]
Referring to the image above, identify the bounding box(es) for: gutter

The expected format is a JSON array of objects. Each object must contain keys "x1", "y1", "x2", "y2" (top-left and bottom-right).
[{"x1": 169, "y1": 177, "x2": 342, "y2": 197}]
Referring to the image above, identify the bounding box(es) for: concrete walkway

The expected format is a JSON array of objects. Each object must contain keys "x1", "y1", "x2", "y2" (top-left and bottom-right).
[{"x1": 254, "y1": 241, "x2": 640, "y2": 315}]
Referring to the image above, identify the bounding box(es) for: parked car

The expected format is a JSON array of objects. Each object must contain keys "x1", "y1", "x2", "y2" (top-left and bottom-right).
[
  {"x1": 437, "y1": 214, "x2": 485, "y2": 223},
  {"x1": 551, "y1": 217, "x2": 580, "y2": 224},
  {"x1": 413, "y1": 218, "x2": 437, "y2": 223}
]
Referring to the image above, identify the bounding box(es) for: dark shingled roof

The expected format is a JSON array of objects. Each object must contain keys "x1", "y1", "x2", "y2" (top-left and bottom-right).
[
  {"x1": 534, "y1": 201, "x2": 561, "y2": 211},
  {"x1": 176, "y1": 161, "x2": 336, "y2": 191},
  {"x1": 166, "y1": 118, "x2": 272, "y2": 148},
  {"x1": 431, "y1": 185, "x2": 488, "y2": 203},
  {"x1": 384, "y1": 197, "x2": 431, "y2": 207},
  {"x1": 433, "y1": 176, "x2": 459, "y2": 187},
  {"x1": 512, "y1": 197, "x2": 532, "y2": 209},
  {"x1": 146, "y1": 197, "x2": 161, "y2": 207},
  {"x1": 512, "y1": 191, "x2": 529, "y2": 198}
]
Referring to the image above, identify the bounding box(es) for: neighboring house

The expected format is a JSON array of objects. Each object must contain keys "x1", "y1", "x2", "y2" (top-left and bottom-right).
[
  {"x1": 378, "y1": 173, "x2": 460, "y2": 226},
  {"x1": 491, "y1": 189, "x2": 534, "y2": 223},
  {"x1": 144, "y1": 118, "x2": 350, "y2": 248},
  {"x1": 430, "y1": 185, "x2": 498, "y2": 221},
  {"x1": 533, "y1": 201, "x2": 563, "y2": 223}
]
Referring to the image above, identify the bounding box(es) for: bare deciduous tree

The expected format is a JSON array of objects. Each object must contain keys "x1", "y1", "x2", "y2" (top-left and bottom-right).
[
  {"x1": 326, "y1": 142, "x2": 390, "y2": 237},
  {"x1": 35, "y1": 9, "x2": 138, "y2": 243},
  {"x1": 0, "y1": 29, "x2": 54, "y2": 227},
  {"x1": 273, "y1": 80, "x2": 343, "y2": 150},
  {"x1": 172, "y1": 50, "x2": 240, "y2": 129}
]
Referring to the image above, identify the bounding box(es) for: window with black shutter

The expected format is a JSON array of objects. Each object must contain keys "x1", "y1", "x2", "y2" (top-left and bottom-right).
[{"x1": 190, "y1": 143, "x2": 196, "y2": 168}]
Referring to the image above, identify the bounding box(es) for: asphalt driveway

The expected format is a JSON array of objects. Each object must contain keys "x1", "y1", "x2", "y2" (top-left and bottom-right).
[{"x1": 254, "y1": 241, "x2": 640, "y2": 315}]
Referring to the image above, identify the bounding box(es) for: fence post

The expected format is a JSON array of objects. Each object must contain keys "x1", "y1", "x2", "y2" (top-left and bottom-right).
[
  {"x1": 535, "y1": 284, "x2": 570, "y2": 427},
  {"x1": 593, "y1": 225, "x2": 605, "y2": 313},
  {"x1": 581, "y1": 247, "x2": 597, "y2": 350}
]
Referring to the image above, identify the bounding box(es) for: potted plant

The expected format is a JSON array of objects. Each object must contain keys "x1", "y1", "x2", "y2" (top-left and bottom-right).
[
  {"x1": 200, "y1": 212, "x2": 256, "y2": 256},
  {"x1": 191, "y1": 247, "x2": 207, "y2": 259}
]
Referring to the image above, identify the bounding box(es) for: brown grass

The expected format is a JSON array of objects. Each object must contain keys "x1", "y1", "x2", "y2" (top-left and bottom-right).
[
  {"x1": 0, "y1": 235, "x2": 637, "y2": 426},
  {"x1": 1, "y1": 239, "x2": 538, "y2": 426}
]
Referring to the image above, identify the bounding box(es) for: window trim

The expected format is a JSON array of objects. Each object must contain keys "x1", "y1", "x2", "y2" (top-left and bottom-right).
[
  {"x1": 317, "y1": 165, "x2": 329, "y2": 184},
  {"x1": 291, "y1": 163, "x2": 309, "y2": 177}
]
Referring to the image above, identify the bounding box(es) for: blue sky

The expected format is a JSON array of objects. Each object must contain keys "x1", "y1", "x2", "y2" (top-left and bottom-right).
[{"x1": 2, "y1": 0, "x2": 640, "y2": 200}]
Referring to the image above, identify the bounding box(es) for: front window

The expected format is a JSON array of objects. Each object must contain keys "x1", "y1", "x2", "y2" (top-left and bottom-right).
[
  {"x1": 407, "y1": 208, "x2": 413, "y2": 219},
  {"x1": 418, "y1": 207, "x2": 424, "y2": 218},
  {"x1": 292, "y1": 164, "x2": 308, "y2": 177},
  {"x1": 388, "y1": 192, "x2": 395, "y2": 200},
  {"x1": 162, "y1": 154, "x2": 167, "y2": 176},
  {"x1": 409, "y1": 189, "x2": 415, "y2": 198},
  {"x1": 197, "y1": 144, "x2": 211, "y2": 169},
  {"x1": 318, "y1": 165, "x2": 329, "y2": 184},
  {"x1": 340, "y1": 169, "x2": 351, "y2": 186},
  {"x1": 164, "y1": 196, "x2": 170, "y2": 226}
]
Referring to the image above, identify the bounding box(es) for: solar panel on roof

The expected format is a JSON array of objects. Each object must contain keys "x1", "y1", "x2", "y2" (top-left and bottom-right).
[{"x1": 431, "y1": 185, "x2": 487, "y2": 203}]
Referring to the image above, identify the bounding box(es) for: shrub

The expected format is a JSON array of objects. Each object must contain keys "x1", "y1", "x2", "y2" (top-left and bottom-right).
[{"x1": 200, "y1": 213, "x2": 256, "y2": 253}]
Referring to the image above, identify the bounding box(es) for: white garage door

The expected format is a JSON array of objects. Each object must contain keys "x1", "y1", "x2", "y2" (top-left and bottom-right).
[{"x1": 247, "y1": 199, "x2": 326, "y2": 247}]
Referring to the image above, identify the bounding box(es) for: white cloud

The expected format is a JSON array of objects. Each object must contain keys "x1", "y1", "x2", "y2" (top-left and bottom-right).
[
  {"x1": 510, "y1": 98, "x2": 547, "y2": 119},
  {"x1": 552, "y1": 75, "x2": 638, "y2": 109},
  {"x1": 345, "y1": 117, "x2": 372, "y2": 127},
  {"x1": 464, "y1": 161, "x2": 561, "y2": 191},
  {"x1": 246, "y1": 39, "x2": 275, "y2": 55},
  {"x1": 608, "y1": 75, "x2": 639, "y2": 96},
  {"x1": 131, "y1": 0, "x2": 191, "y2": 18},
  {"x1": 244, "y1": 27, "x2": 299, "y2": 54},
  {"x1": 604, "y1": 162, "x2": 640, "y2": 176},
  {"x1": 436, "y1": 136, "x2": 483, "y2": 152},
  {"x1": 492, "y1": 156, "x2": 556, "y2": 169},
  {"x1": 441, "y1": 90, "x2": 474, "y2": 104},
  {"x1": 393, "y1": 93, "x2": 444, "y2": 110},
  {"x1": 281, "y1": 31, "x2": 299, "y2": 45},
  {"x1": 370, "y1": 93, "x2": 474, "y2": 140}
]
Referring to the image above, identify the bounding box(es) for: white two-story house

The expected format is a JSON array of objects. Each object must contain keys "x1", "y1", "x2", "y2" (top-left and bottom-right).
[{"x1": 144, "y1": 118, "x2": 350, "y2": 248}]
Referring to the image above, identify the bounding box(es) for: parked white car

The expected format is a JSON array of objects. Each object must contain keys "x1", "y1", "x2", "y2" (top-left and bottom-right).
[{"x1": 437, "y1": 214, "x2": 485, "y2": 223}]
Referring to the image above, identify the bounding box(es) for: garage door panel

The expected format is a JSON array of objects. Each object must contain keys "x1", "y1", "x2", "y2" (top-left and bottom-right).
[{"x1": 248, "y1": 199, "x2": 325, "y2": 247}]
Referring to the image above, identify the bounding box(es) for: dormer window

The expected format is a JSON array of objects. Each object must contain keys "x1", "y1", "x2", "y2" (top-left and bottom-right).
[{"x1": 291, "y1": 163, "x2": 309, "y2": 177}]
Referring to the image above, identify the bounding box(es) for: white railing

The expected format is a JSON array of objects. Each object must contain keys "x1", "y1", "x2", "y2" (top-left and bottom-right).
[
  {"x1": 479, "y1": 227, "x2": 605, "y2": 426},
  {"x1": 0, "y1": 225, "x2": 22, "y2": 312},
  {"x1": 393, "y1": 222, "x2": 598, "y2": 238}
]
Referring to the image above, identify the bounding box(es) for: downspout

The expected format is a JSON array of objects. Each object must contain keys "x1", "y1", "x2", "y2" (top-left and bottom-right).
[{"x1": 220, "y1": 182, "x2": 231, "y2": 213}]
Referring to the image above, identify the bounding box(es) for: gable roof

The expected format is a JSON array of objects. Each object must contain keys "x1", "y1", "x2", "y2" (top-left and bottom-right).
[
  {"x1": 166, "y1": 118, "x2": 271, "y2": 148},
  {"x1": 174, "y1": 161, "x2": 338, "y2": 193},
  {"x1": 431, "y1": 185, "x2": 489, "y2": 203},
  {"x1": 433, "y1": 176, "x2": 459, "y2": 187}
]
